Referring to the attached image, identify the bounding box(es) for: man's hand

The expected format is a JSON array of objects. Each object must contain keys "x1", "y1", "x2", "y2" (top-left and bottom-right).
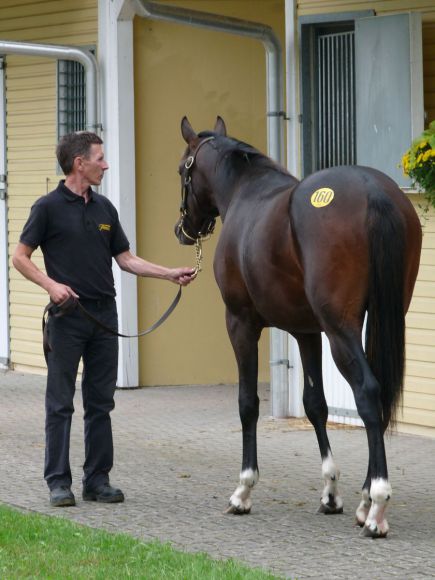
[
  {"x1": 115, "y1": 251, "x2": 197, "y2": 286},
  {"x1": 166, "y1": 267, "x2": 197, "y2": 286},
  {"x1": 12, "y1": 242, "x2": 79, "y2": 304},
  {"x1": 47, "y1": 281, "x2": 80, "y2": 304}
]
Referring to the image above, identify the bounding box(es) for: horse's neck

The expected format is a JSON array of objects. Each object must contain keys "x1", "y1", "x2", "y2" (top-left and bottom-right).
[
  {"x1": 215, "y1": 170, "x2": 297, "y2": 220},
  {"x1": 211, "y1": 175, "x2": 238, "y2": 221}
]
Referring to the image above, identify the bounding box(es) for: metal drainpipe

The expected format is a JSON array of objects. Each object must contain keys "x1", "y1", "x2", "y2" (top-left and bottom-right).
[
  {"x1": 0, "y1": 40, "x2": 99, "y2": 131},
  {"x1": 132, "y1": 0, "x2": 290, "y2": 417}
]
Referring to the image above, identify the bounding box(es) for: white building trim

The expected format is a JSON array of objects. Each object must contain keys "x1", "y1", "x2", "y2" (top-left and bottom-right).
[{"x1": 98, "y1": 0, "x2": 139, "y2": 387}]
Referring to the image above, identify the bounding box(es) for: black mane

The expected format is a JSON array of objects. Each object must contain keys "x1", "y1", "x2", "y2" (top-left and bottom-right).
[{"x1": 198, "y1": 131, "x2": 291, "y2": 179}]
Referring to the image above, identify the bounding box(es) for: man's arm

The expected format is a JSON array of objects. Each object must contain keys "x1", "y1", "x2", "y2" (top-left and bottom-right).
[
  {"x1": 12, "y1": 242, "x2": 79, "y2": 304},
  {"x1": 114, "y1": 250, "x2": 196, "y2": 286}
]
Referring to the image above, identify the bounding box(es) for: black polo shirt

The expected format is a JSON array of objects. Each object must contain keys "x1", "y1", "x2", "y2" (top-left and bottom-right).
[{"x1": 20, "y1": 180, "x2": 130, "y2": 299}]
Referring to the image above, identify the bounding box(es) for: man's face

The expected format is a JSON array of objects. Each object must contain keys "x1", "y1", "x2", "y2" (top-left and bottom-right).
[{"x1": 78, "y1": 143, "x2": 109, "y2": 185}]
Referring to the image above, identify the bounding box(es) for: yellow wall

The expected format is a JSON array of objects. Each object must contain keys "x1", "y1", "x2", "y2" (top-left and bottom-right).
[
  {"x1": 3, "y1": 0, "x2": 97, "y2": 371},
  {"x1": 4, "y1": 0, "x2": 283, "y2": 385},
  {"x1": 133, "y1": 0, "x2": 285, "y2": 385},
  {"x1": 400, "y1": 198, "x2": 435, "y2": 436}
]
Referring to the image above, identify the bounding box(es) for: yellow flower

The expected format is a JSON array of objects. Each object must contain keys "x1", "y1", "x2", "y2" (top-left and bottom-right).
[
  {"x1": 401, "y1": 122, "x2": 435, "y2": 205},
  {"x1": 401, "y1": 153, "x2": 410, "y2": 176}
]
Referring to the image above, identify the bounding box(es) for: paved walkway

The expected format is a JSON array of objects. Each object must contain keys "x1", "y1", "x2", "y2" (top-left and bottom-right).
[{"x1": 1, "y1": 370, "x2": 435, "y2": 579}]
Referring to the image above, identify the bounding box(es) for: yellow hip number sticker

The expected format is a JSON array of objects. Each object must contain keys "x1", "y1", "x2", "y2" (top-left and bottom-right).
[{"x1": 311, "y1": 187, "x2": 334, "y2": 208}]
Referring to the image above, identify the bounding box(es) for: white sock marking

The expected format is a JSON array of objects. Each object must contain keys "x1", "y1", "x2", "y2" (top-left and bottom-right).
[
  {"x1": 365, "y1": 478, "x2": 392, "y2": 535},
  {"x1": 356, "y1": 488, "x2": 371, "y2": 525},
  {"x1": 229, "y1": 468, "x2": 259, "y2": 511},
  {"x1": 320, "y1": 452, "x2": 343, "y2": 509}
]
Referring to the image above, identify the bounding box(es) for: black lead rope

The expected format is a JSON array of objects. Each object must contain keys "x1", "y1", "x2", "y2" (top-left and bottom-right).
[{"x1": 42, "y1": 287, "x2": 182, "y2": 364}]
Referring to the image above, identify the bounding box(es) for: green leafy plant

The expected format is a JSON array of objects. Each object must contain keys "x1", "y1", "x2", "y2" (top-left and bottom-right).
[{"x1": 402, "y1": 120, "x2": 435, "y2": 209}]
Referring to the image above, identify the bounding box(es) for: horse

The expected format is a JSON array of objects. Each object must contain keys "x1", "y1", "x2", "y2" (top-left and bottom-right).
[{"x1": 174, "y1": 116, "x2": 422, "y2": 538}]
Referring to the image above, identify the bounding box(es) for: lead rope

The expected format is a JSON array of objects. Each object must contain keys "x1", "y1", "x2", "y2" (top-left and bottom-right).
[
  {"x1": 194, "y1": 238, "x2": 203, "y2": 275},
  {"x1": 42, "y1": 241, "x2": 205, "y2": 364}
]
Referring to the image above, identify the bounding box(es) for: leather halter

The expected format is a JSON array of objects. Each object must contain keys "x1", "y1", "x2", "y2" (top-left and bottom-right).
[{"x1": 178, "y1": 136, "x2": 217, "y2": 242}]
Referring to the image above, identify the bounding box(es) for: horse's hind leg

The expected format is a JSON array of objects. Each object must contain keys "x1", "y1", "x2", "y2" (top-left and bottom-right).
[
  {"x1": 355, "y1": 467, "x2": 372, "y2": 527},
  {"x1": 225, "y1": 310, "x2": 262, "y2": 515},
  {"x1": 356, "y1": 422, "x2": 390, "y2": 528},
  {"x1": 327, "y1": 329, "x2": 391, "y2": 538},
  {"x1": 295, "y1": 333, "x2": 343, "y2": 515}
]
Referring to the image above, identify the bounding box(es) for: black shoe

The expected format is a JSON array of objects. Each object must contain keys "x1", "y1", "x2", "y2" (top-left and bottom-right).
[
  {"x1": 50, "y1": 485, "x2": 76, "y2": 507},
  {"x1": 82, "y1": 482, "x2": 125, "y2": 503}
]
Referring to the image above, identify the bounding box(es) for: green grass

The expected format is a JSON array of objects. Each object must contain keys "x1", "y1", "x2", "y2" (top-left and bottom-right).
[{"x1": 0, "y1": 503, "x2": 283, "y2": 579}]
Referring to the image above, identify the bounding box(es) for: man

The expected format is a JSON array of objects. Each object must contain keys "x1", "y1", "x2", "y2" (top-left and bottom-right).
[{"x1": 13, "y1": 132, "x2": 195, "y2": 507}]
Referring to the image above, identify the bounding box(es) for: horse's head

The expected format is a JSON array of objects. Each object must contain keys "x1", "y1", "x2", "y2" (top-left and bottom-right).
[{"x1": 174, "y1": 116, "x2": 226, "y2": 245}]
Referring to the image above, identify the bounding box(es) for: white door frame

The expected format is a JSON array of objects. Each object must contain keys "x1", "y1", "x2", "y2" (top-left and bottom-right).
[{"x1": 98, "y1": 0, "x2": 139, "y2": 387}]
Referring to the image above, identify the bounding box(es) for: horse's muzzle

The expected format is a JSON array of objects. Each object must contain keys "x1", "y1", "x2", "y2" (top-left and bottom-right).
[{"x1": 174, "y1": 220, "x2": 196, "y2": 246}]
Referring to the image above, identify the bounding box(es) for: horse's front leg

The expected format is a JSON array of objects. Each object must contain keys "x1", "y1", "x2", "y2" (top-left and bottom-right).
[{"x1": 224, "y1": 309, "x2": 262, "y2": 515}]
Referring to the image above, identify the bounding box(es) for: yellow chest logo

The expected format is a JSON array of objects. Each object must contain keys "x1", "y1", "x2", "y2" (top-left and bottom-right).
[
  {"x1": 311, "y1": 187, "x2": 335, "y2": 208},
  {"x1": 99, "y1": 224, "x2": 111, "y2": 232}
]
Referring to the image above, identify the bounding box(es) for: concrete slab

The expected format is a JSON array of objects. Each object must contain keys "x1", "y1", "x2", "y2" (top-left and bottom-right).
[{"x1": 0, "y1": 370, "x2": 434, "y2": 579}]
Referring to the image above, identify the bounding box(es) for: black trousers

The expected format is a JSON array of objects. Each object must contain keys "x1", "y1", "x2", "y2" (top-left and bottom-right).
[{"x1": 44, "y1": 298, "x2": 118, "y2": 491}]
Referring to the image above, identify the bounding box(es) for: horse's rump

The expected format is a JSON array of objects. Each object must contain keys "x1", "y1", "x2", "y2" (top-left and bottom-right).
[
  {"x1": 289, "y1": 166, "x2": 373, "y2": 321},
  {"x1": 289, "y1": 165, "x2": 421, "y2": 427}
]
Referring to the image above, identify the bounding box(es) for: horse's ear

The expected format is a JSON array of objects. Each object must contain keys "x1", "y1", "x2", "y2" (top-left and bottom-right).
[
  {"x1": 181, "y1": 116, "x2": 198, "y2": 144},
  {"x1": 214, "y1": 116, "x2": 227, "y2": 137}
]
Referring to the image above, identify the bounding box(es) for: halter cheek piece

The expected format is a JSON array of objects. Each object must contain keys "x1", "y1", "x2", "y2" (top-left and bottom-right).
[{"x1": 178, "y1": 136, "x2": 217, "y2": 242}]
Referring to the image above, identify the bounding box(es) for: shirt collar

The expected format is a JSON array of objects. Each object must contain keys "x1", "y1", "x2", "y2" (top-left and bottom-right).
[{"x1": 58, "y1": 180, "x2": 95, "y2": 203}]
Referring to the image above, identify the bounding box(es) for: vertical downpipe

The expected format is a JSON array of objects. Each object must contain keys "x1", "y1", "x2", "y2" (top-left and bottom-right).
[
  {"x1": 266, "y1": 42, "x2": 289, "y2": 418},
  {"x1": 285, "y1": 0, "x2": 304, "y2": 418}
]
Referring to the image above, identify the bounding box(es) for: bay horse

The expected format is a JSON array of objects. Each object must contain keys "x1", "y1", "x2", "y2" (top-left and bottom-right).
[{"x1": 174, "y1": 116, "x2": 422, "y2": 538}]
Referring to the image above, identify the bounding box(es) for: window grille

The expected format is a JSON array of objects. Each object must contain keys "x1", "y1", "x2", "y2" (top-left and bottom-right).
[
  {"x1": 301, "y1": 22, "x2": 356, "y2": 176},
  {"x1": 316, "y1": 30, "x2": 356, "y2": 169},
  {"x1": 57, "y1": 59, "x2": 86, "y2": 137}
]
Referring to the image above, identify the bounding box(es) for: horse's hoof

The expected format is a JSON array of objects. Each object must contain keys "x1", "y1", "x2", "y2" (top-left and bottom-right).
[
  {"x1": 317, "y1": 503, "x2": 343, "y2": 515},
  {"x1": 224, "y1": 503, "x2": 251, "y2": 515},
  {"x1": 360, "y1": 524, "x2": 387, "y2": 539}
]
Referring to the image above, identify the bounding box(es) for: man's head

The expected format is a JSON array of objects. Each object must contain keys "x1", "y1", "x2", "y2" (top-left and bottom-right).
[{"x1": 56, "y1": 132, "x2": 109, "y2": 185}]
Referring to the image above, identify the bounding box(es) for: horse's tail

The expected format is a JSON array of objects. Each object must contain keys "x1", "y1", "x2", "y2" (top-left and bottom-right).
[{"x1": 365, "y1": 194, "x2": 406, "y2": 430}]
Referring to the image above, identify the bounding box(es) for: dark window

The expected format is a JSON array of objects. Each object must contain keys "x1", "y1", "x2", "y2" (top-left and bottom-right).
[{"x1": 57, "y1": 59, "x2": 86, "y2": 138}]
